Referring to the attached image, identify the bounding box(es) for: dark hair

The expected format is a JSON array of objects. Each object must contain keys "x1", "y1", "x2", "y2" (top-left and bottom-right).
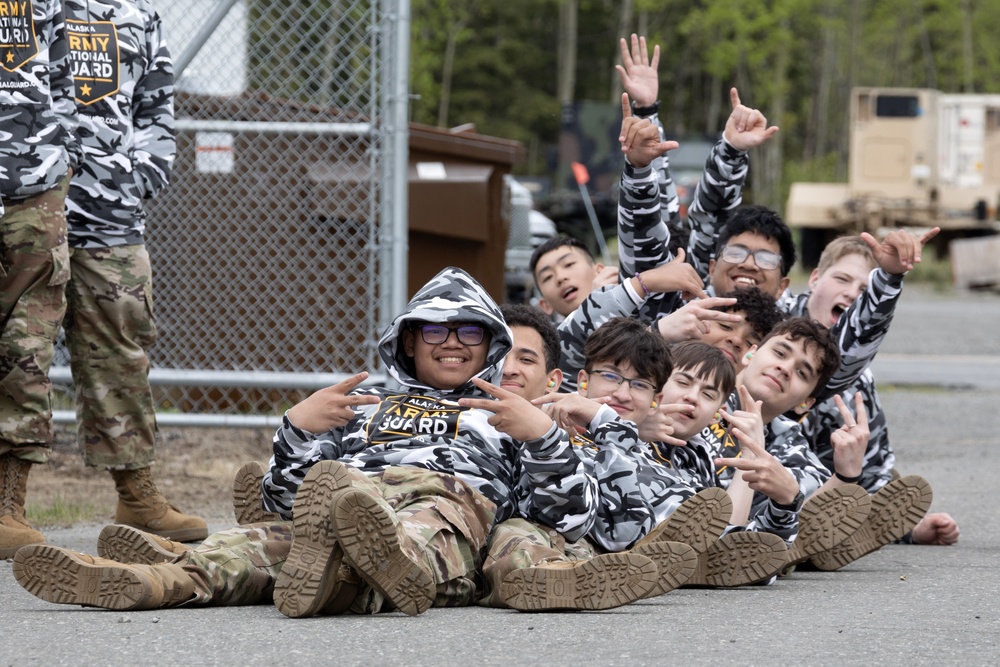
[
  {"x1": 759, "y1": 317, "x2": 841, "y2": 399},
  {"x1": 529, "y1": 235, "x2": 595, "y2": 279},
  {"x1": 500, "y1": 304, "x2": 560, "y2": 371},
  {"x1": 584, "y1": 317, "x2": 672, "y2": 390},
  {"x1": 669, "y1": 341, "x2": 737, "y2": 398},
  {"x1": 716, "y1": 205, "x2": 797, "y2": 276},
  {"x1": 715, "y1": 287, "x2": 785, "y2": 340}
]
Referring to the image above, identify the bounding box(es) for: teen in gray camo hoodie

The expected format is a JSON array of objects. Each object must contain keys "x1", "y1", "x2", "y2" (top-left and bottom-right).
[{"x1": 262, "y1": 266, "x2": 597, "y2": 541}]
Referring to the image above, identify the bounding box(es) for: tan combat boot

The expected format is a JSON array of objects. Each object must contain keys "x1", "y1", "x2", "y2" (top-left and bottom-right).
[
  {"x1": 110, "y1": 467, "x2": 208, "y2": 542},
  {"x1": 97, "y1": 523, "x2": 193, "y2": 564},
  {"x1": 13, "y1": 544, "x2": 196, "y2": 610},
  {"x1": 0, "y1": 455, "x2": 47, "y2": 559},
  {"x1": 232, "y1": 460, "x2": 280, "y2": 525},
  {"x1": 499, "y1": 552, "x2": 660, "y2": 611}
]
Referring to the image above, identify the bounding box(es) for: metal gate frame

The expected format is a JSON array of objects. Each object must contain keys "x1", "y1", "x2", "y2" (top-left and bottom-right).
[{"x1": 52, "y1": 0, "x2": 411, "y2": 428}]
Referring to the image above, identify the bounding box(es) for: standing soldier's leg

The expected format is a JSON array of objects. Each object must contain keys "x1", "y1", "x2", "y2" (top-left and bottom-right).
[
  {"x1": 64, "y1": 244, "x2": 206, "y2": 542},
  {"x1": 0, "y1": 181, "x2": 71, "y2": 557}
]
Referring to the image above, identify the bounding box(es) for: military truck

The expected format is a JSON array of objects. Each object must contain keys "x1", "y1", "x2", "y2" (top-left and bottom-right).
[{"x1": 786, "y1": 87, "x2": 1000, "y2": 266}]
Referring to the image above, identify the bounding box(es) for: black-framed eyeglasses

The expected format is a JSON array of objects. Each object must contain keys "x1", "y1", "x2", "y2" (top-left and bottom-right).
[
  {"x1": 416, "y1": 324, "x2": 486, "y2": 346},
  {"x1": 590, "y1": 369, "x2": 656, "y2": 395},
  {"x1": 719, "y1": 244, "x2": 782, "y2": 271}
]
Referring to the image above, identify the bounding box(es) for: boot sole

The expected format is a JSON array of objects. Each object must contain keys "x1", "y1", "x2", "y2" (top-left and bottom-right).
[
  {"x1": 330, "y1": 488, "x2": 435, "y2": 617},
  {"x1": 273, "y1": 461, "x2": 355, "y2": 618},
  {"x1": 786, "y1": 484, "x2": 872, "y2": 566},
  {"x1": 233, "y1": 461, "x2": 279, "y2": 525},
  {"x1": 97, "y1": 524, "x2": 187, "y2": 564},
  {"x1": 631, "y1": 540, "x2": 698, "y2": 597},
  {"x1": 636, "y1": 487, "x2": 733, "y2": 555},
  {"x1": 115, "y1": 523, "x2": 208, "y2": 543},
  {"x1": 686, "y1": 531, "x2": 788, "y2": 587},
  {"x1": 810, "y1": 475, "x2": 933, "y2": 571},
  {"x1": 499, "y1": 552, "x2": 658, "y2": 611},
  {"x1": 13, "y1": 545, "x2": 157, "y2": 610}
]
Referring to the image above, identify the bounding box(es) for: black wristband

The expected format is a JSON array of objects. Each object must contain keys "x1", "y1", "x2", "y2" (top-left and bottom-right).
[
  {"x1": 834, "y1": 471, "x2": 863, "y2": 484},
  {"x1": 630, "y1": 100, "x2": 660, "y2": 117},
  {"x1": 772, "y1": 490, "x2": 804, "y2": 512}
]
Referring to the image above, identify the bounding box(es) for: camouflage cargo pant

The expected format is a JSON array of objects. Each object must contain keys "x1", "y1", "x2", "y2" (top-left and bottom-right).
[
  {"x1": 479, "y1": 517, "x2": 600, "y2": 608},
  {"x1": 0, "y1": 179, "x2": 71, "y2": 461},
  {"x1": 179, "y1": 467, "x2": 497, "y2": 610},
  {"x1": 64, "y1": 244, "x2": 158, "y2": 469}
]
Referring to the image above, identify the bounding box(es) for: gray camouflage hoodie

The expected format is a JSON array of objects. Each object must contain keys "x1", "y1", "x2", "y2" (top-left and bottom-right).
[
  {"x1": 63, "y1": 0, "x2": 174, "y2": 247},
  {"x1": 0, "y1": 0, "x2": 82, "y2": 200},
  {"x1": 263, "y1": 267, "x2": 597, "y2": 541}
]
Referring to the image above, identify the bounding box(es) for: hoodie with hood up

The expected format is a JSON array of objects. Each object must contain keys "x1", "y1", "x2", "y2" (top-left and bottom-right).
[{"x1": 263, "y1": 267, "x2": 597, "y2": 542}]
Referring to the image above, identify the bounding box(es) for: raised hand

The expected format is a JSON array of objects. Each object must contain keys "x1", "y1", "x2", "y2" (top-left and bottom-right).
[
  {"x1": 592, "y1": 264, "x2": 620, "y2": 291},
  {"x1": 714, "y1": 424, "x2": 801, "y2": 505},
  {"x1": 615, "y1": 33, "x2": 659, "y2": 109},
  {"x1": 723, "y1": 87, "x2": 779, "y2": 151},
  {"x1": 860, "y1": 226, "x2": 940, "y2": 275},
  {"x1": 829, "y1": 392, "x2": 869, "y2": 481},
  {"x1": 620, "y1": 93, "x2": 678, "y2": 169},
  {"x1": 638, "y1": 402, "x2": 693, "y2": 446},
  {"x1": 634, "y1": 248, "x2": 710, "y2": 302},
  {"x1": 718, "y1": 385, "x2": 766, "y2": 453},
  {"x1": 286, "y1": 372, "x2": 381, "y2": 433},
  {"x1": 532, "y1": 392, "x2": 610, "y2": 439},
  {"x1": 459, "y1": 377, "x2": 555, "y2": 441},
  {"x1": 656, "y1": 295, "x2": 742, "y2": 344}
]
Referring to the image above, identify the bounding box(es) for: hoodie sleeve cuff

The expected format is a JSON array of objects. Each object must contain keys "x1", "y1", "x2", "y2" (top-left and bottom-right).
[{"x1": 280, "y1": 412, "x2": 318, "y2": 449}]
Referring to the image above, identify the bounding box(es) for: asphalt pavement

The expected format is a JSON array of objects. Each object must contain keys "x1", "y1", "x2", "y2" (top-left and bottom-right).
[{"x1": 1, "y1": 285, "x2": 998, "y2": 667}]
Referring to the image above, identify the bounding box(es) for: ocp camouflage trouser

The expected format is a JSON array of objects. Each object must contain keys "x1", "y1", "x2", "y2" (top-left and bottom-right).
[
  {"x1": 0, "y1": 179, "x2": 71, "y2": 461},
  {"x1": 478, "y1": 517, "x2": 600, "y2": 608},
  {"x1": 64, "y1": 244, "x2": 157, "y2": 469},
  {"x1": 178, "y1": 467, "x2": 497, "y2": 611}
]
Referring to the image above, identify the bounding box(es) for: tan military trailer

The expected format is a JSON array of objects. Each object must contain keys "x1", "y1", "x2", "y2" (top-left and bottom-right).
[{"x1": 786, "y1": 87, "x2": 1000, "y2": 269}]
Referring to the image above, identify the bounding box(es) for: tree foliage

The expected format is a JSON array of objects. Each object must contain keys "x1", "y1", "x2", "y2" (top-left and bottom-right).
[{"x1": 410, "y1": 0, "x2": 1000, "y2": 211}]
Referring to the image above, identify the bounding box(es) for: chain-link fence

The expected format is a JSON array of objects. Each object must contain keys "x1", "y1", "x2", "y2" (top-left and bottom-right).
[{"x1": 53, "y1": 0, "x2": 410, "y2": 427}]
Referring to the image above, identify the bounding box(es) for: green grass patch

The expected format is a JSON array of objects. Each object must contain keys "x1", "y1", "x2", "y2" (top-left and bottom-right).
[
  {"x1": 903, "y1": 253, "x2": 953, "y2": 290},
  {"x1": 26, "y1": 496, "x2": 106, "y2": 528}
]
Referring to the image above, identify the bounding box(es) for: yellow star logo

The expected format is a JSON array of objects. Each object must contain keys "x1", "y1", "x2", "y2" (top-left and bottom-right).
[
  {"x1": 5, "y1": 52, "x2": 13, "y2": 63},
  {"x1": 80, "y1": 83, "x2": 92, "y2": 97}
]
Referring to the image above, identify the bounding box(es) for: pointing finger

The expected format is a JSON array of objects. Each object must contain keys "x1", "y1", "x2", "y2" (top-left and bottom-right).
[
  {"x1": 334, "y1": 371, "x2": 371, "y2": 393},
  {"x1": 470, "y1": 376, "x2": 512, "y2": 400}
]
